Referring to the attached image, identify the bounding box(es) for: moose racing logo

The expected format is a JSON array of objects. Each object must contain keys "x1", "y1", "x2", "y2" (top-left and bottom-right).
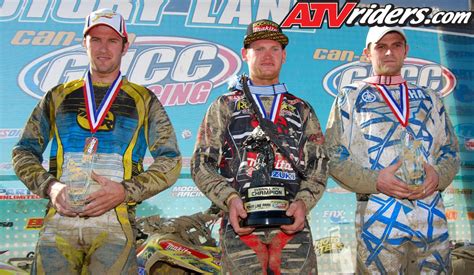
[
  {"x1": 18, "y1": 36, "x2": 241, "y2": 106},
  {"x1": 281, "y1": 0, "x2": 472, "y2": 28},
  {"x1": 323, "y1": 57, "x2": 456, "y2": 98}
]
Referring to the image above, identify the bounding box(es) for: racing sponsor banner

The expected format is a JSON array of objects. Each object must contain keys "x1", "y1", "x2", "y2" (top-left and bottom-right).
[{"x1": 0, "y1": 0, "x2": 472, "y2": 272}]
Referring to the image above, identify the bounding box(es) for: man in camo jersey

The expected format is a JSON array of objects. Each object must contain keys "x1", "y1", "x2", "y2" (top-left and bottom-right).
[
  {"x1": 12, "y1": 8, "x2": 181, "y2": 274},
  {"x1": 191, "y1": 19, "x2": 328, "y2": 274},
  {"x1": 325, "y1": 26, "x2": 460, "y2": 273}
]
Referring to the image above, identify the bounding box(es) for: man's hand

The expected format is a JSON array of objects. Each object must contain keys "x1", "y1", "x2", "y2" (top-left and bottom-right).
[
  {"x1": 376, "y1": 161, "x2": 412, "y2": 199},
  {"x1": 47, "y1": 181, "x2": 77, "y2": 217},
  {"x1": 227, "y1": 196, "x2": 255, "y2": 236},
  {"x1": 281, "y1": 200, "x2": 306, "y2": 235},
  {"x1": 80, "y1": 171, "x2": 126, "y2": 217},
  {"x1": 408, "y1": 163, "x2": 439, "y2": 200}
]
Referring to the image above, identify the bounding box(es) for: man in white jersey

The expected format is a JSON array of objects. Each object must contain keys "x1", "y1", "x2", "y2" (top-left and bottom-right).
[{"x1": 325, "y1": 26, "x2": 460, "y2": 273}]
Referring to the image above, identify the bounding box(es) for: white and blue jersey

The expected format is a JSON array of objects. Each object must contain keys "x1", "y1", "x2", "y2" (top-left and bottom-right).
[{"x1": 325, "y1": 78, "x2": 460, "y2": 274}]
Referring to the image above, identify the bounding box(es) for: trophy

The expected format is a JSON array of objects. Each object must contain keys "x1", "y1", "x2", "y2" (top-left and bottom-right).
[
  {"x1": 239, "y1": 126, "x2": 293, "y2": 227},
  {"x1": 398, "y1": 130, "x2": 425, "y2": 189},
  {"x1": 65, "y1": 137, "x2": 97, "y2": 212}
]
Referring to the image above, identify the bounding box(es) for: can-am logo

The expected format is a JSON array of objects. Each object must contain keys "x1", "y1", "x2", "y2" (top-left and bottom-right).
[
  {"x1": 323, "y1": 57, "x2": 456, "y2": 97},
  {"x1": 18, "y1": 36, "x2": 241, "y2": 106}
]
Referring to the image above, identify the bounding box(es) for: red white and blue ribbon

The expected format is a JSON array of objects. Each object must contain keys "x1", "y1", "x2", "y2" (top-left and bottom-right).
[
  {"x1": 375, "y1": 82, "x2": 410, "y2": 127},
  {"x1": 252, "y1": 93, "x2": 284, "y2": 123},
  {"x1": 83, "y1": 71, "x2": 123, "y2": 133},
  {"x1": 246, "y1": 81, "x2": 287, "y2": 123}
]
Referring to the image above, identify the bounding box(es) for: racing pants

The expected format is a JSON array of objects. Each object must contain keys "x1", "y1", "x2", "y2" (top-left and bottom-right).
[
  {"x1": 32, "y1": 204, "x2": 136, "y2": 274},
  {"x1": 220, "y1": 219, "x2": 317, "y2": 274},
  {"x1": 356, "y1": 192, "x2": 450, "y2": 274}
]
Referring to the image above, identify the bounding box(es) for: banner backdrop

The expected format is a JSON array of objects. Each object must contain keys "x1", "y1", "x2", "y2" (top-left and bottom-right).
[{"x1": 0, "y1": 1, "x2": 472, "y2": 273}]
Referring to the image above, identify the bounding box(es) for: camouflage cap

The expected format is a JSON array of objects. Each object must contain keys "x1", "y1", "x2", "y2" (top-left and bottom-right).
[{"x1": 243, "y1": 19, "x2": 289, "y2": 48}]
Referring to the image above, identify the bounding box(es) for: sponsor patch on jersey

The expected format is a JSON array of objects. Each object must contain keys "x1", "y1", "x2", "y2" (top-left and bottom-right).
[
  {"x1": 361, "y1": 90, "x2": 377, "y2": 103},
  {"x1": 271, "y1": 170, "x2": 296, "y2": 180},
  {"x1": 77, "y1": 108, "x2": 115, "y2": 132}
]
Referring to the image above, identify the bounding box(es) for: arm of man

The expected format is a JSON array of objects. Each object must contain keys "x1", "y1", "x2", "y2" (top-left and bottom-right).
[
  {"x1": 191, "y1": 96, "x2": 239, "y2": 212},
  {"x1": 282, "y1": 103, "x2": 329, "y2": 234},
  {"x1": 325, "y1": 90, "x2": 379, "y2": 194},
  {"x1": 12, "y1": 90, "x2": 57, "y2": 197},
  {"x1": 12, "y1": 87, "x2": 77, "y2": 216},
  {"x1": 431, "y1": 94, "x2": 460, "y2": 191}
]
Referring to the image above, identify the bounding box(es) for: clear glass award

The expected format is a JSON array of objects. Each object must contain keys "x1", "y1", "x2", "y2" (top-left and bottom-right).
[
  {"x1": 398, "y1": 130, "x2": 425, "y2": 189},
  {"x1": 65, "y1": 137, "x2": 98, "y2": 212}
]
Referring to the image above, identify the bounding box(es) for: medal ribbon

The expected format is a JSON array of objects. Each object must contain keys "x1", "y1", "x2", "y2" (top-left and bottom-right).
[
  {"x1": 247, "y1": 81, "x2": 287, "y2": 123},
  {"x1": 374, "y1": 82, "x2": 410, "y2": 127},
  {"x1": 83, "y1": 71, "x2": 123, "y2": 133},
  {"x1": 252, "y1": 93, "x2": 284, "y2": 123}
]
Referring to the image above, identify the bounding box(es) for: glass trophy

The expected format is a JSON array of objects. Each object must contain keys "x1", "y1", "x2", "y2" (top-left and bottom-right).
[
  {"x1": 65, "y1": 137, "x2": 97, "y2": 212},
  {"x1": 398, "y1": 130, "x2": 425, "y2": 190},
  {"x1": 239, "y1": 126, "x2": 293, "y2": 227}
]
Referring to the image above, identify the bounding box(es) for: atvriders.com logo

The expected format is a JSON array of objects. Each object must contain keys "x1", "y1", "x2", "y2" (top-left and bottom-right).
[{"x1": 280, "y1": 0, "x2": 472, "y2": 29}]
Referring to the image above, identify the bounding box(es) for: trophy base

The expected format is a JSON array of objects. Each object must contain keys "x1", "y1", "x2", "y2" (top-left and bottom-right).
[{"x1": 241, "y1": 211, "x2": 294, "y2": 228}]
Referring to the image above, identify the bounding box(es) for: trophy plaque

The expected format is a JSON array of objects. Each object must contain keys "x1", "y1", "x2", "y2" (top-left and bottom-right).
[{"x1": 239, "y1": 126, "x2": 293, "y2": 227}]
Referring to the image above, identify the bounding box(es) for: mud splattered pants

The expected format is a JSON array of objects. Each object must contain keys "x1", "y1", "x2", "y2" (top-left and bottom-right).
[
  {"x1": 32, "y1": 204, "x2": 136, "y2": 274},
  {"x1": 356, "y1": 192, "x2": 450, "y2": 274},
  {"x1": 220, "y1": 219, "x2": 317, "y2": 274}
]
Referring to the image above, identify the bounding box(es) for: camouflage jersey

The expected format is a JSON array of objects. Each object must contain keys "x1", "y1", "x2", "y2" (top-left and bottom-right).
[
  {"x1": 12, "y1": 77, "x2": 182, "y2": 223},
  {"x1": 191, "y1": 81, "x2": 328, "y2": 213}
]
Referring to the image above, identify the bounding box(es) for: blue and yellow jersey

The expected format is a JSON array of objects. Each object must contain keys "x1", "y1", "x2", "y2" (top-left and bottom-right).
[{"x1": 12, "y1": 77, "x2": 181, "y2": 208}]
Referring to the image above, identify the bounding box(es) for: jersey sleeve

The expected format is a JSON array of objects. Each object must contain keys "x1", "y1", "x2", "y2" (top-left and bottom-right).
[
  {"x1": 190, "y1": 96, "x2": 239, "y2": 212},
  {"x1": 12, "y1": 89, "x2": 58, "y2": 198},
  {"x1": 431, "y1": 92, "x2": 460, "y2": 190},
  {"x1": 325, "y1": 87, "x2": 380, "y2": 194}
]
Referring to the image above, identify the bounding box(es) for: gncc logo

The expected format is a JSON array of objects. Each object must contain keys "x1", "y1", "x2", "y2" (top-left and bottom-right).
[
  {"x1": 323, "y1": 57, "x2": 456, "y2": 97},
  {"x1": 18, "y1": 37, "x2": 241, "y2": 106}
]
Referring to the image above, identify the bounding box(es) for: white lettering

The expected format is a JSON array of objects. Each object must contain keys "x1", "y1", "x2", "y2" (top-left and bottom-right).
[
  {"x1": 136, "y1": 0, "x2": 166, "y2": 24},
  {"x1": 40, "y1": 54, "x2": 89, "y2": 92},
  {"x1": 97, "y1": 0, "x2": 134, "y2": 19},
  {"x1": 0, "y1": 0, "x2": 21, "y2": 18},
  {"x1": 338, "y1": 66, "x2": 369, "y2": 91},
  {"x1": 130, "y1": 47, "x2": 176, "y2": 84},
  {"x1": 219, "y1": 0, "x2": 252, "y2": 25},
  {"x1": 191, "y1": 0, "x2": 216, "y2": 24},
  {"x1": 173, "y1": 44, "x2": 217, "y2": 82},
  {"x1": 418, "y1": 65, "x2": 442, "y2": 91},
  {"x1": 23, "y1": 0, "x2": 50, "y2": 20},
  {"x1": 54, "y1": 0, "x2": 96, "y2": 20},
  {"x1": 256, "y1": 0, "x2": 293, "y2": 23}
]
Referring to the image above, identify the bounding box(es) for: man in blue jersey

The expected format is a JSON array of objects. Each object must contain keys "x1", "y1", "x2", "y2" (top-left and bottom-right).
[
  {"x1": 12, "y1": 9, "x2": 181, "y2": 274},
  {"x1": 326, "y1": 26, "x2": 460, "y2": 273}
]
